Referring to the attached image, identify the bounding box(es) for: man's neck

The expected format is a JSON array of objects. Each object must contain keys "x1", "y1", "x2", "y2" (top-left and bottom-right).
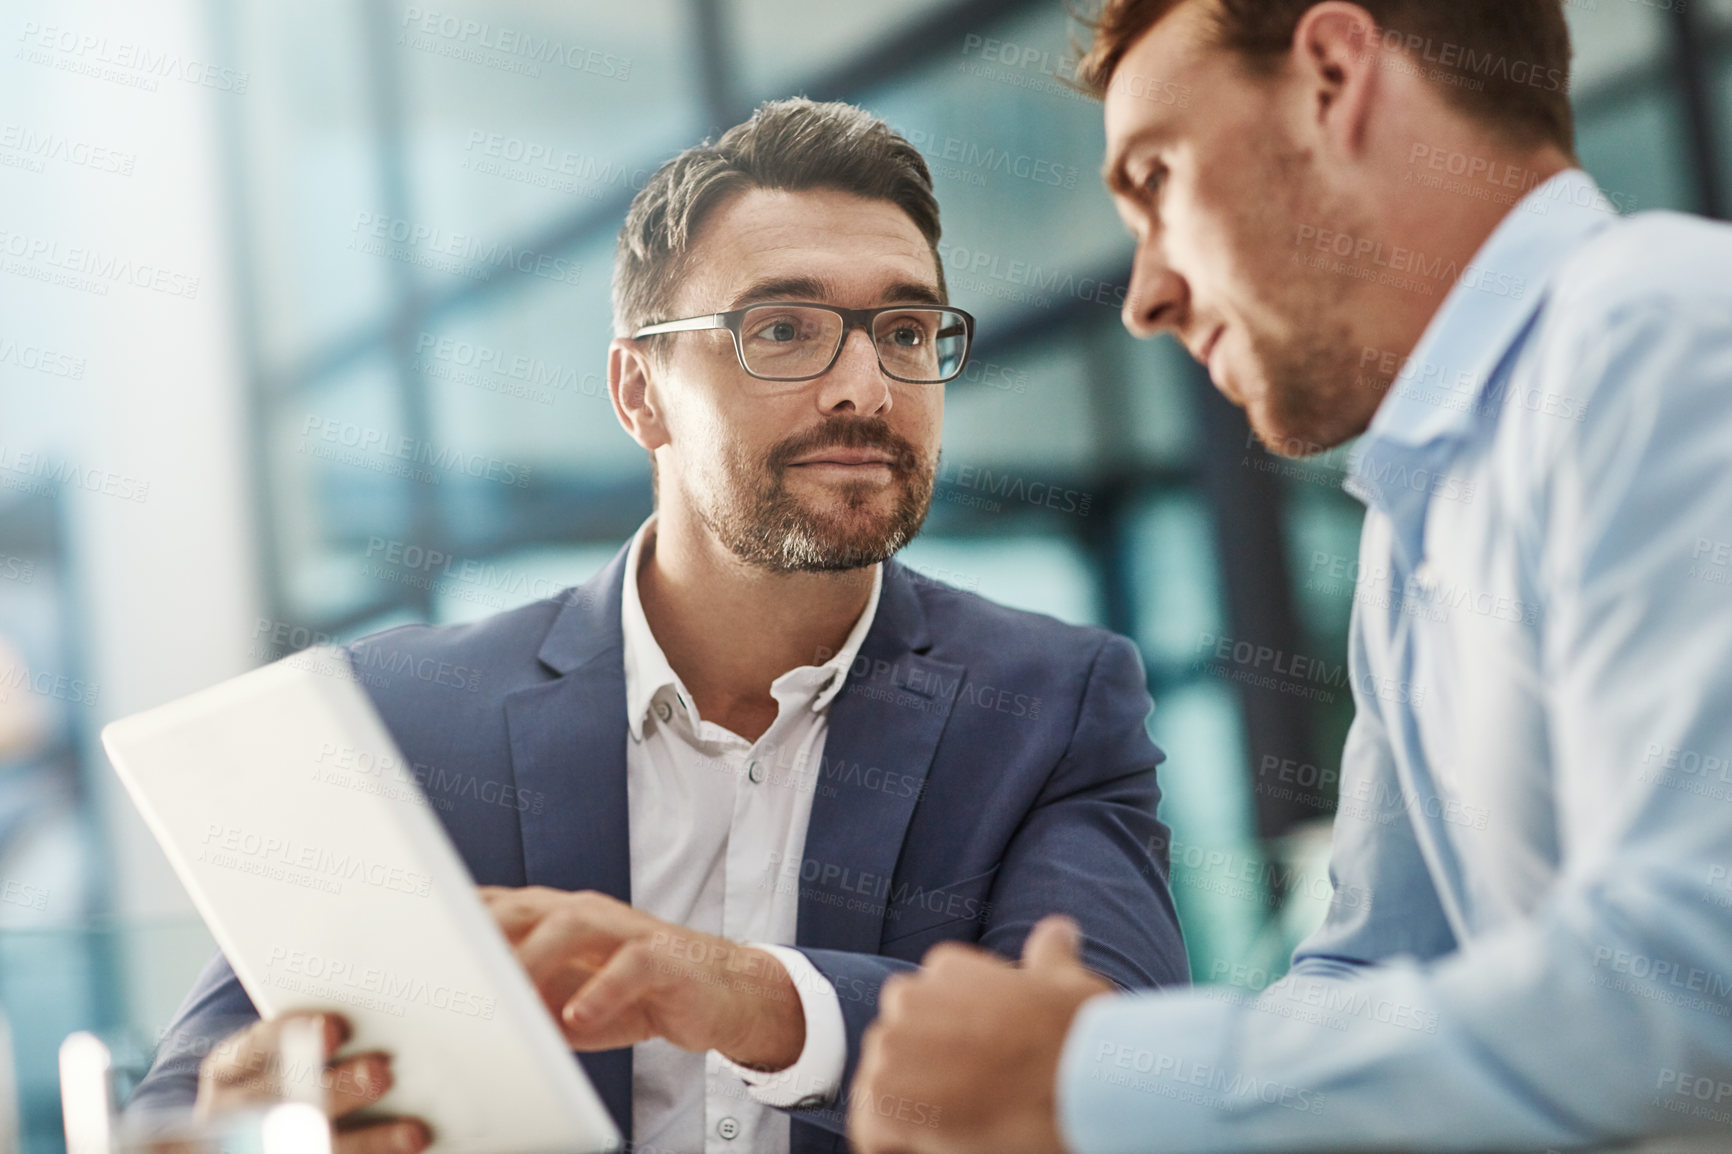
[
  {"x1": 636, "y1": 505, "x2": 876, "y2": 743},
  {"x1": 1360, "y1": 135, "x2": 1577, "y2": 406}
]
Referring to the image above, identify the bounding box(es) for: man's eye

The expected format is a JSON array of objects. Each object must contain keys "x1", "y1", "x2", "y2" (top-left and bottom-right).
[
  {"x1": 753, "y1": 319, "x2": 803, "y2": 342},
  {"x1": 1141, "y1": 164, "x2": 1168, "y2": 197}
]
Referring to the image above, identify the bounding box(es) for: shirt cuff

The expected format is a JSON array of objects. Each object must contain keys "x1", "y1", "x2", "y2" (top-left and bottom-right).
[
  {"x1": 714, "y1": 944, "x2": 846, "y2": 1110},
  {"x1": 1058, "y1": 990, "x2": 1235, "y2": 1154}
]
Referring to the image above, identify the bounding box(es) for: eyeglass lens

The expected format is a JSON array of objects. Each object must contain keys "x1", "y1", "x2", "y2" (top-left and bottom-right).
[{"x1": 738, "y1": 306, "x2": 968, "y2": 382}]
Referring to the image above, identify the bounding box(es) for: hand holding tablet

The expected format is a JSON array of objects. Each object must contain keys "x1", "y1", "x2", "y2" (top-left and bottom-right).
[{"x1": 103, "y1": 649, "x2": 621, "y2": 1154}]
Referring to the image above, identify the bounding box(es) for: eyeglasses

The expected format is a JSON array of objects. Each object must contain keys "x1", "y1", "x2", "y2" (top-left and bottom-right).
[{"x1": 633, "y1": 302, "x2": 976, "y2": 384}]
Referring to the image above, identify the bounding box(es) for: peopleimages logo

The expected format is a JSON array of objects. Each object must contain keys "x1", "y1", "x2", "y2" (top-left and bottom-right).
[
  {"x1": 894, "y1": 125, "x2": 1081, "y2": 190},
  {"x1": 1347, "y1": 22, "x2": 1567, "y2": 94},
  {"x1": 0, "y1": 122, "x2": 136, "y2": 176},
  {"x1": 1292, "y1": 224, "x2": 1526, "y2": 301},
  {"x1": 0, "y1": 227, "x2": 201, "y2": 299},
  {"x1": 398, "y1": 8, "x2": 631, "y2": 81},
  {"x1": 348, "y1": 212, "x2": 582, "y2": 287},
  {"x1": 300, "y1": 415, "x2": 534, "y2": 488},
  {"x1": 934, "y1": 241, "x2": 1126, "y2": 309},
  {"x1": 263, "y1": 946, "x2": 498, "y2": 1020},
  {"x1": 15, "y1": 21, "x2": 251, "y2": 93},
  {"x1": 0, "y1": 335, "x2": 86, "y2": 379},
  {"x1": 960, "y1": 34, "x2": 1078, "y2": 82}
]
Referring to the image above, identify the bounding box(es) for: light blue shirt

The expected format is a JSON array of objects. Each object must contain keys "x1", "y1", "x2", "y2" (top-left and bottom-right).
[{"x1": 1060, "y1": 170, "x2": 1732, "y2": 1152}]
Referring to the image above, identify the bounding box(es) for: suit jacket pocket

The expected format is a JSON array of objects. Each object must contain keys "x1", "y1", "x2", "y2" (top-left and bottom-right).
[{"x1": 878, "y1": 864, "x2": 1000, "y2": 951}]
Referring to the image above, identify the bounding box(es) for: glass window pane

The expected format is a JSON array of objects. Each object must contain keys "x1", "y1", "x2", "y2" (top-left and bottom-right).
[
  {"x1": 1577, "y1": 83, "x2": 1695, "y2": 213},
  {"x1": 1565, "y1": 0, "x2": 1669, "y2": 92},
  {"x1": 420, "y1": 233, "x2": 644, "y2": 482},
  {"x1": 1122, "y1": 332, "x2": 1201, "y2": 468},
  {"x1": 274, "y1": 355, "x2": 415, "y2": 624},
  {"x1": 896, "y1": 536, "x2": 1101, "y2": 626},
  {"x1": 396, "y1": 0, "x2": 699, "y2": 234},
  {"x1": 1148, "y1": 681, "x2": 1265, "y2": 980},
  {"x1": 432, "y1": 544, "x2": 622, "y2": 624},
  {"x1": 1129, "y1": 492, "x2": 1227, "y2": 674},
  {"x1": 860, "y1": 7, "x2": 1131, "y2": 334},
  {"x1": 730, "y1": 0, "x2": 955, "y2": 99},
  {"x1": 940, "y1": 342, "x2": 1096, "y2": 472},
  {"x1": 229, "y1": 0, "x2": 391, "y2": 371}
]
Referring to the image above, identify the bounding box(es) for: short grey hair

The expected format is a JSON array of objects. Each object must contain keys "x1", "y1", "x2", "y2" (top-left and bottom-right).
[{"x1": 611, "y1": 97, "x2": 947, "y2": 339}]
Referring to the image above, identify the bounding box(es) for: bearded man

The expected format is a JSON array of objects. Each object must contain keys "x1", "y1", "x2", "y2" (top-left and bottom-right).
[{"x1": 126, "y1": 98, "x2": 1189, "y2": 1154}]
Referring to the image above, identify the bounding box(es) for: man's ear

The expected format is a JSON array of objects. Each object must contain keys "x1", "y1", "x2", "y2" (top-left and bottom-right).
[
  {"x1": 609, "y1": 338, "x2": 671, "y2": 453},
  {"x1": 1289, "y1": 2, "x2": 1383, "y2": 159}
]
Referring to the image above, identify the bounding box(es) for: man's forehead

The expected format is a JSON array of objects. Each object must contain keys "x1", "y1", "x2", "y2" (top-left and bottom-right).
[
  {"x1": 681, "y1": 187, "x2": 941, "y2": 306},
  {"x1": 1102, "y1": 2, "x2": 1212, "y2": 143},
  {"x1": 710, "y1": 189, "x2": 927, "y2": 255}
]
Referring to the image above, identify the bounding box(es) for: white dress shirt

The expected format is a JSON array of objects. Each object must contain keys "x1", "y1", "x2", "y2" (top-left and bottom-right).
[{"x1": 621, "y1": 517, "x2": 873, "y2": 1154}]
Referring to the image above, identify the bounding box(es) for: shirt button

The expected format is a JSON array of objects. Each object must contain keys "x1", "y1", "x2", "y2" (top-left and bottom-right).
[
  {"x1": 717, "y1": 1117, "x2": 740, "y2": 1141},
  {"x1": 655, "y1": 701, "x2": 672, "y2": 722},
  {"x1": 747, "y1": 761, "x2": 765, "y2": 784},
  {"x1": 1413, "y1": 561, "x2": 1440, "y2": 592}
]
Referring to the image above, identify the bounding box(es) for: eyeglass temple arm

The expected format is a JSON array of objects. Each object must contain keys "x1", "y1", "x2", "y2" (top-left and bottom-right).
[{"x1": 632, "y1": 314, "x2": 726, "y2": 338}]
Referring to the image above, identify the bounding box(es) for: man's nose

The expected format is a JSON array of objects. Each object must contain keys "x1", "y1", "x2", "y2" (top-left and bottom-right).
[
  {"x1": 814, "y1": 327, "x2": 893, "y2": 415},
  {"x1": 1122, "y1": 244, "x2": 1187, "y2": 340}
]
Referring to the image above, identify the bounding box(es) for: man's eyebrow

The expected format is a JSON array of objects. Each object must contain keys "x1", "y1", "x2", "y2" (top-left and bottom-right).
[
  {"x1": 726, "y1": 277, "x2": 946, "y2": 308},
  {"x1": 1102, "y1": 124, "x2": 1169, "y2": 195},
  {"x1": 729, "y1": 276, "x2": 830, "y2": 308},
  {"x1": 880, "y1": 281, "x2": 945, "y2": 306}
]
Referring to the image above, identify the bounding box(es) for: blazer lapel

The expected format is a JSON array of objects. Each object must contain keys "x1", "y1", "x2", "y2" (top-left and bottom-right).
[
  {"x1": 502, "y1": 546, "x2": 634, "y2": 1132},
  {"x1": 798, "y1": 562, "x2": 964, "y2": 955}
]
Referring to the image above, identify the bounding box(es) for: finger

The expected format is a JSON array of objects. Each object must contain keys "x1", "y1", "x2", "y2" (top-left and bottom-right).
[
  {"x1": 480, "y1": 887, "x2": 551, "y2": 942},
  {"x1": 564, "y1": 940, "x2": 657, "y2": 1031},
  {"x1": 849, "y1": 1027, "x2": 909, "y2": 1154},
  {"x1": 204, "y1": 1012, "x2": 349, "y2": 1090},
  {"x1": 1021, "y1": 915, "x2": 1084, "y2": 971},
  {"x1": 514, "y1": 901, "x2": 636, "y2": 985},
  {"x1": 877, "y1": 972, "x2": 913, "y2": 1022},
  {"x1": 320, "y1": 1052, "x2": 395, "y2": 1118},
  {"x1": 333, "y1": 1118, "x2": 431, "y2": 1154},
  {"x1": 848, "y1": 1026, "x2": 886, "y2": 1151}
]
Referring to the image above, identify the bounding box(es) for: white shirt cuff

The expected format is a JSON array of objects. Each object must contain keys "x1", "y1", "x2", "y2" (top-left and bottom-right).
[{"x1": 714, "y1": 944, "x2": 846, "y2": 1109}]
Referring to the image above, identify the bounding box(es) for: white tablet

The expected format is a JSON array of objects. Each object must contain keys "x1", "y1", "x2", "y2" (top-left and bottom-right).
[{"x1": 102, "y1": 648, "x2": 621, "y2": 1154}]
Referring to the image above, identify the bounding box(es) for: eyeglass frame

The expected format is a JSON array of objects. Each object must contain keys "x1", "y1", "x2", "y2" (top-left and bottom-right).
[{"x1": 631, "y1": 301, "x2": 977, "y2": 384}]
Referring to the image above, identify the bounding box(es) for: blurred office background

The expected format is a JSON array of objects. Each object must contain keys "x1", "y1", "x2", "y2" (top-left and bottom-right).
[{"x1": 0, "y1": 0, "x2": 1728, "y2": 1149}]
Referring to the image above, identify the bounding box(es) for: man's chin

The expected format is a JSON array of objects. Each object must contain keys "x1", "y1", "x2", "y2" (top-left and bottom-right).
[
  {"x1": 773, "y1": 492, "x2": 926, "y2": 572},
  {"x1": 789, "y1": 513, "x2": 904, "y2": 563},
  {"x1": 1248, "y1": 408, "x2": 1358, "y2": 460}
]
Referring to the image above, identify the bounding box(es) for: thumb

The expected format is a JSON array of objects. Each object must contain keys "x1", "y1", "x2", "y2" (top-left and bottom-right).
[{"x1": 1021, "y1": 915, "x2": 1083, "y2": 971}]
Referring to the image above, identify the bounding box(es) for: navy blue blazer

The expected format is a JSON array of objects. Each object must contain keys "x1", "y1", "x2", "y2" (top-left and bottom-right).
[{"x1": 128, "y1": 548, "x2": 1187, "y2": 1153}]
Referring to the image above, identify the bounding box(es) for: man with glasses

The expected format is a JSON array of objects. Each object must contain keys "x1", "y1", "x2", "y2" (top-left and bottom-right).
[{"x1": 128, "y1": 98, "x2": 1187, "y2": 1154}]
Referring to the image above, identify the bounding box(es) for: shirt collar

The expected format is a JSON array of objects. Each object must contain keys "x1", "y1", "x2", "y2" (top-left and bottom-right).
[
  {"x1": 619, "y1": 517, "x2": 883, "y2": 741},
  {"x1": 1352, "y1": 169, "x2": 1616, "y2": 464}
]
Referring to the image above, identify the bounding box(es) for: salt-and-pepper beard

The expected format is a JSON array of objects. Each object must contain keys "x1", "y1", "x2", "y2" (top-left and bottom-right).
[{"x1": 696, "y1": 416, "x2": 936, "y2": 573}]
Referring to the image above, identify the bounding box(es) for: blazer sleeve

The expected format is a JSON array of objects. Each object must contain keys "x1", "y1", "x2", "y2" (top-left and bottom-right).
[
  {"x1": 784, "y1": 633, "x2": 1190, "y2": 1135},
  {"x1": 123, "y1": 950, "x2": 260, "y2": 1116}
]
